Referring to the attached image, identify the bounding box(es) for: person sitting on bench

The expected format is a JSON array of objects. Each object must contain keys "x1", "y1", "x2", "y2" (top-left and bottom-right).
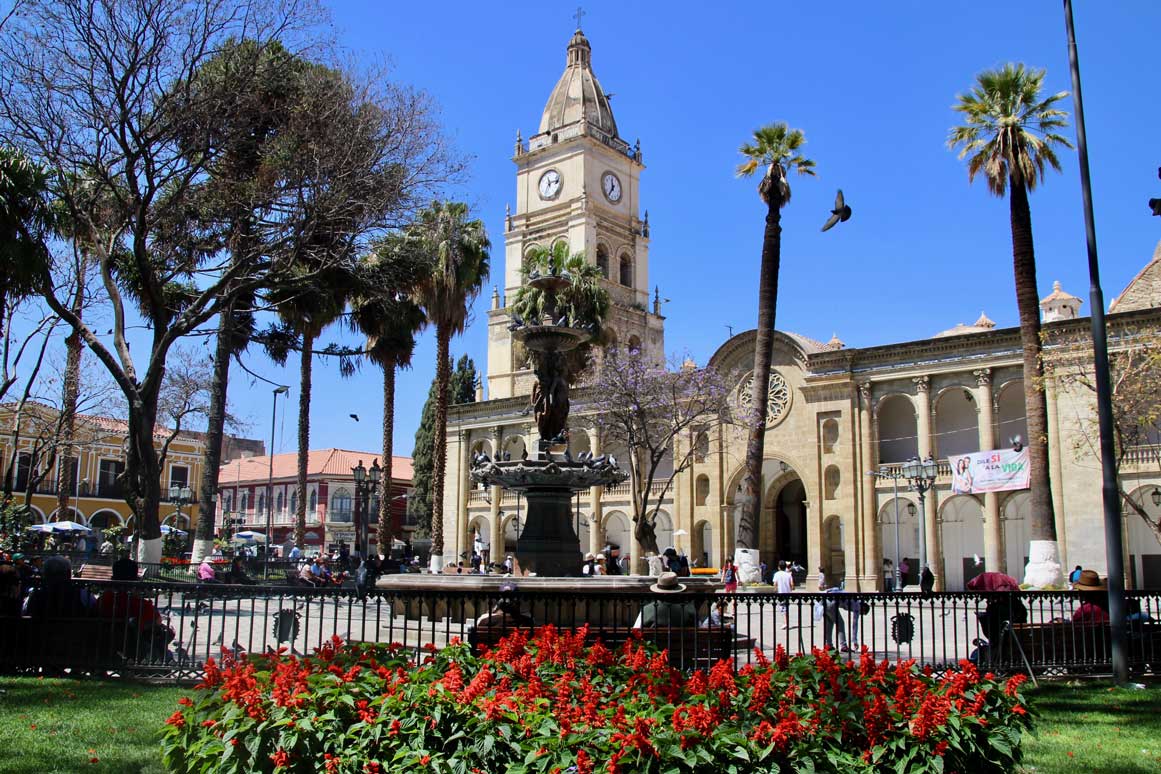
[
  {"x1": 197, "y1": 558, "x2": 221, "y2": 585},
  {"x1": 632, "y1": 572, "x2": 697, "y2": 629},
  {"x1": 23, "y1": 556, "x2": 95, "y2": 618},
  {"x1": 1072, "y1": 570, "x2": 1109, "y2": 624}
]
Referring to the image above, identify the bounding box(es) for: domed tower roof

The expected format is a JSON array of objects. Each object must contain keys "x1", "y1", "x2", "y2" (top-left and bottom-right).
[{"x1": 537, "y1": 29, "x2": 619, "y2": 140}]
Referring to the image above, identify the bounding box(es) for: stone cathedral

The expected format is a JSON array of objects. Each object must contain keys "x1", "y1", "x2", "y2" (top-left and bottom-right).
[{"x1": 440, "y1": 28, "x2": 1161, "y2": 591}]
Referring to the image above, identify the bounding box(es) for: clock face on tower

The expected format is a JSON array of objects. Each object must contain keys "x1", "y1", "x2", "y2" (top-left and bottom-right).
[
  {"x1": 538, "y1": 169, "x2": 562, "y2": 200},
  {"x1": 602, "y1": 172, "x2": 622, "y2": 203}
]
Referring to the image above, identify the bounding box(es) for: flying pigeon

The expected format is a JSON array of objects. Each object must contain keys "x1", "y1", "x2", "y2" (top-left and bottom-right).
[
  {"x1": 820, "y1": 189, "x2": 852, "y2": 232},
  {"x1": 349, "y1": 414, "x2": 359, "y2": 422}
]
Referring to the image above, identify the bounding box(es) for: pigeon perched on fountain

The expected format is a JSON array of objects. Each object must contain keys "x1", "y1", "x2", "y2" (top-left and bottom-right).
[
  {"x1": 502, "y1": 450, "x2": 511, "y2": 461},
  {"x1": 508, "y1": 312, "x2": 525, "y2": 331},
  {"x1": 520, "y1": 447, "x2": 528, "y2": 461},
  {"x1": 555, "y1": 314, "x2": 569, "y2": 327}
]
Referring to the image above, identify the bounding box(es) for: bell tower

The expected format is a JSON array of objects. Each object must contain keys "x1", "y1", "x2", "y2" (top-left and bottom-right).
[{"x1": 486, "y1": 27, "x2": 665, "y2": 400}]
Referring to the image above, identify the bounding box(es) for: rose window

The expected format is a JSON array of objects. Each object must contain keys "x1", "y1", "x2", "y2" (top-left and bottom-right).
[{"x1": 739, "y1": 370, "x2": 791, "y2": 426}]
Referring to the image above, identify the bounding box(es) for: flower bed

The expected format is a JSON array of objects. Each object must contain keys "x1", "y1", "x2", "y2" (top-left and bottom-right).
[{"x1": 161, "y1": 627, "x2": 1032, "y2": 773}]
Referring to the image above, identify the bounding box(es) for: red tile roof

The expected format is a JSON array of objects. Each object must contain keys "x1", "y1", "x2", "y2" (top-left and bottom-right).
[{"x1": 218, "y1": 448, "x2": 414, "y2": 486}]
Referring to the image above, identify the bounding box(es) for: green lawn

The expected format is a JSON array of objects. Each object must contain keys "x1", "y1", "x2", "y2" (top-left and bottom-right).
[
  {"x1": 0, "y1": 676, "x2": 185, "y2": 774},
  {"x1": 1, "y1": 675, "x2": 1160, "y2": 773},
  {"x1": 1021, "y1": 679, "x2": 1161, "y2": 773}
]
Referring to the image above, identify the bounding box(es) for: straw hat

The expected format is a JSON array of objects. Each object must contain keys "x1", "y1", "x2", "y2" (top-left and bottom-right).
[
  {"x1": 595, "y1": 553, "x2": 606, "y2": 562},
  {"x1": 1073, "y1": 569, "x2": 1106, "y2": 591},
  {"x1": 584, "y1": 552, "x2": 595, "y2": 561},
  {"x1": 649, "y1": 571, "x2": 687, "y2": 594}
]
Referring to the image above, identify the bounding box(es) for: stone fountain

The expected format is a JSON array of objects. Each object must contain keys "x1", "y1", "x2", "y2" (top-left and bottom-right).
[{"x1": 469, "y1": 267, "x2": 627, "y2": 577}]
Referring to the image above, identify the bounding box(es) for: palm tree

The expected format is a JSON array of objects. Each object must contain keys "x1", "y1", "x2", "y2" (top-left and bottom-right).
[
  {"x1": 271, "y1": 265, "x2": 352, "y2": 547},
  {"x1": 949, "y1": 63, "x2": 1071, "y2": 588},
  {"x1": 350, "y1": 240, "x2": 428, "y2": 556},
  {"x1": 409, "y1": 201, "x2": 490, "y2": 568},
  {"x1": 734, "y1": 124, "x2": 815, "y2": 553},
  {"x1": 0, "y1": 146, "x2": 55, "y2": 348}
]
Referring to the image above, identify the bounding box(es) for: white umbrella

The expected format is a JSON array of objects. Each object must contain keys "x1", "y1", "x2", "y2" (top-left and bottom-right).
[
  {"x1": 50, "y1": 520, "x2": 92, "y2": 533},
  {"x1": 27, "y1": 524, "x2": 54, "y2": 533},
  {"x1": 232, "y1": 530, "x2": 267, "y2": 543},
  {"x1": 161, "y1": 524, "x2": 188, "y2": 536}
]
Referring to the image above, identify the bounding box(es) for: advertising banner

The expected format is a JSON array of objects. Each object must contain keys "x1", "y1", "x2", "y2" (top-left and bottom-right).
[{"x1": 949, "y1": 448, "x2": 1030, "y2": 494}]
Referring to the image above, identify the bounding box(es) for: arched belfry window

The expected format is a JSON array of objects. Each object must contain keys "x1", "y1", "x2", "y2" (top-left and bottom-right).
[
  {"x1": 596, "y1": 245, "x2": 610, "y2": 278},
  {"x1": 619, "y1": 254, "x2": 632, "y2": 287}
]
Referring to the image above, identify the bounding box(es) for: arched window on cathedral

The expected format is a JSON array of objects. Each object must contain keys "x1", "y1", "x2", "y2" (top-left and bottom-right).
[
  {"x1": 619, "y1": 254, "x2": 633, "y2": 287},
  {"x1": 596, "y1": 245, "x2": 610, "y2": 278},
  {"x1": 695, "y1": 474, "x2": 710, "y2": 506},
  {"x1": 309, "y1": 489, "x2": 318, "y2": 515}
]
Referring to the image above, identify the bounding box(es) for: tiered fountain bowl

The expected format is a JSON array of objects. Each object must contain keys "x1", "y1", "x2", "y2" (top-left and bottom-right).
[{"x1": 468, "y1": 270, "x2": 627, "y2": 576}]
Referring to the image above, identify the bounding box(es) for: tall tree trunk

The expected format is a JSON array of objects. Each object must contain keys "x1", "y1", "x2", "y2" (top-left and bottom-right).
[
  {"x1": 378, "y1": 363, "x2": 396, "y2": 556},
  {"x1": 1009, "y1": 176, "x2": 1062, "y2": 588},
  {"x1": 55, "y1": 275, "x2": 84, "y2": 522},
  {"x1": 738, "y1": 196, "x2": 783, "y2": 558},
  {"x1": 295, "y1": 335, "x2": 315, "y2": 548},
  {"x1": 429, "y1": 327, "x2": 450, "y2": 567},
  {"x1": 127, "y1": 397, "x2": 163, "y2": 563},
  {"x1": 191, "y1": 302, "x2": 235, "y2": 564}
]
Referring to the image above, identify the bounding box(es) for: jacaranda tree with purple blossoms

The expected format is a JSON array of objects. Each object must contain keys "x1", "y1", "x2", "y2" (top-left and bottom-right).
[{"x1": 587, "y1": 348, "x2": 732, "y2": 564}]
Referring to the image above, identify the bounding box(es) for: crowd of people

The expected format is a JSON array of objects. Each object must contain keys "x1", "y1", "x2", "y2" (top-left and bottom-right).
[{"x1": 0, "y1": 553, "x2": 175, "y2": 661}]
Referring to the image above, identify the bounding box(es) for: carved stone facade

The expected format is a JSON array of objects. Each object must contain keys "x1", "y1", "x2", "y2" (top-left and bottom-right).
[{"x1": 441, "y1": 29, "x2": 1161, "y2": 592}]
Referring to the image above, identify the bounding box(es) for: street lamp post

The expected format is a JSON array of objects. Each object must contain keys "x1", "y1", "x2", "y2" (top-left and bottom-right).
[
  {"x1": 168, "y1": 484, "x2": 194, "y2": 556},
  {"x1": 266, "y1": 386, "x2": 290, "y2": 579},
  {"x1": 901, "y1": 455, "x2": 939, "y2": 577},
  {"x1": 352, "y1": 458, "x2": 381, "y2": 560},
  {"x1": 867, "y1": 468, "x2": 904, "y2": 591}
]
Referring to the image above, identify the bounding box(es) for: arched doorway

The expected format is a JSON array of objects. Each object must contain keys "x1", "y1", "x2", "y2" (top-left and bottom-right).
[
  {"x1": 653, "y1": 509, "x2": 674, "y2": 553},
  {"x1": 939, "y1": 494, "x2": 985, "y2": 590},
  {"x1": 692, "y1": 519, "x2": 712, "y2": 568},
  {"x1": 1126, "y1": 486, "x2": 1161, "y2": 588},
  {"x1": 822, "y1": 514, "x2": 844, "y2": 585},
  {"x1": 770, "y1": 478, "x2": 808, "y2": 568},
  {"x1": 878, "y1": 498, "x2": 920, "y2": 586},
  {"x1": 726, "y1": 459, "x2": 810, "y2": 574},
  {"x1": 88, "y1": 510, "x2": 123, "y2": 532},
  {"x1": 1002, "y1": 491, "x2": 1030, "y2": 578},
  {"x1": 603, "y1": 511, "x2": 631, "y2": 558}
]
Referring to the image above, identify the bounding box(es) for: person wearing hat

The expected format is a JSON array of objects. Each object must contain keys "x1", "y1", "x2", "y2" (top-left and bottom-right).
[
  {"x1": 593, "y1": 554, "x2": 607, "y2": 576},
  {"x1": 1072, "y1": 570, "x2": 1109, "y2": 624},
  {"x1": 581, "y1": 552, "x2": 596, "y2": 576},
  {"x1": 631, "y1": 572, "x2": 697, "y2": 629}
]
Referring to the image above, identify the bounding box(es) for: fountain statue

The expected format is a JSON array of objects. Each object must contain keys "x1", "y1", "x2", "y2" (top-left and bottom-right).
[{"x1": 470, "y1": 262, "x2": 626, "y2": 576}]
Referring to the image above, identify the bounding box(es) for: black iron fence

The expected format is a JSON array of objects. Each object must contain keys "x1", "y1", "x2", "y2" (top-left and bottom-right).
[{"x1": 2, "y1": 583, "x2": 1159, "y2": 682}]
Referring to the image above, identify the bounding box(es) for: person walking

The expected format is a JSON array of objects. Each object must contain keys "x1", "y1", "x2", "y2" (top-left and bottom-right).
[
  {"x1": 920, "y1": 565, "x2": 935, "y2": 595},
  {"x1": 882, "y1": 558, "x2": 895, "y2": 592},
  {"x1": 771, "y1": 561, "x2": 795, "y2": 628},
  {"x1": 721, "y1": 557, "x2": 738, "y2": 593}
]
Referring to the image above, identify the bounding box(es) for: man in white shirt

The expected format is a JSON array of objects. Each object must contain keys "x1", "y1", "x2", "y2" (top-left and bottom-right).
[{"x1": 771, "y1": 561, "x2": 795, "y2": 628}]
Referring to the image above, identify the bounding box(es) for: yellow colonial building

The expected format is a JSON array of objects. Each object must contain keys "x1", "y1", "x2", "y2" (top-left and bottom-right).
[
  {"x1": 439, "y1": 29, "x2": 1161, "y2": 591},
  {"x1": 1, "y1": 400, "x2": 261, "y2": 538}
]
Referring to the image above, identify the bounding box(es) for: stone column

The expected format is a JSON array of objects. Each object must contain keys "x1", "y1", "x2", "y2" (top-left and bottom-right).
[
  {"x1": 914, "y1": 376, "x2": 943, "y2": 590},
  {"x1": 1045, "y1": 375, "x2": 1068, "y2": 569},
  {"x1": 488, "y1": 426, "x2": 503, "y2": 566},
  {"x1": 588, "y1": 428, "x2": 604, "y2": 556},
  {"x1": 974, "y1": 369, "x2": 1003, "y2": 573},
  {"x1": 456, "y1": 430, "x2": 471, "y2": 563},
  {"x1": 859, "y1": 382, "x2": 880, "y2": 589}
]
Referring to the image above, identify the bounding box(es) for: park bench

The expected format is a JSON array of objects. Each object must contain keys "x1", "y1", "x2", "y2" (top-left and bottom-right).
[
  {"x1": 467, "y1": 624, "x2": 755, "y2": 670},
  {"x1": 995, "y1": 621, "x2": 1161, "y2": 674},
  {"x1": 0, "y1": 616, "x2": 128, "y2": 672},
  {"x1": 75, "y1": 563, "x2": 145, "y2": 581}
]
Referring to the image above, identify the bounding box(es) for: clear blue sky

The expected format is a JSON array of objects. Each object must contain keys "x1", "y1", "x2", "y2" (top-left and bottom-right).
[{"x1": 162, "y1": 2, "x2": 1161, "y2": 457}]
